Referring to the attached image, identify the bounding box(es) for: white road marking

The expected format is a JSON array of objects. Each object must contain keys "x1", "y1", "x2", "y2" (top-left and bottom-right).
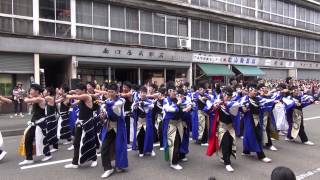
[
  {"x1": 20, "y1": 158, "x2": 73, "y2": 170},
  {"x1": 296, "y1": 167, "x2": 320, "y2": 180},
  {"x1": 304, "y1": 116, "x2": 320, "y2": 121},
  {"x1": 21, "y1": 143, "x2": 161, "y2": 170}
]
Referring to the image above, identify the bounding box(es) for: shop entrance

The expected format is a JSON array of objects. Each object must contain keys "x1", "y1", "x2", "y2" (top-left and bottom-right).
[
  {"x1": 40, "y1": 55, "x2": 71, "y2": 88},
  {"x1": 114, "y1": 68, "x2": 138, "y2": 84}
]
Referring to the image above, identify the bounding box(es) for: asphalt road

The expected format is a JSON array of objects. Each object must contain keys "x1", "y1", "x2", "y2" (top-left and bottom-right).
[{"x1": 1, "y1": 105, "x2": 320, "y2": 180}]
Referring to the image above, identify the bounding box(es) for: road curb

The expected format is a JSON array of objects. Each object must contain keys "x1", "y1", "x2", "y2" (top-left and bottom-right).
[{"x1": 1, "y1": 129, "x2": 24, "y2": 137}]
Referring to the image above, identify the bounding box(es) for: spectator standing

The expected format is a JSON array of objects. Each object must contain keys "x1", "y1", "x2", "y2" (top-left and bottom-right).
[{"x1": 11, "y1": 82, "x2": 26, "y2": 118}]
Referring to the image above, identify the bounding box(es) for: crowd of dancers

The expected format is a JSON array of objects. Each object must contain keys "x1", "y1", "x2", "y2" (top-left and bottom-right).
[{"x1": 0, "y1": 77, "x2": 318, "y2": 178}]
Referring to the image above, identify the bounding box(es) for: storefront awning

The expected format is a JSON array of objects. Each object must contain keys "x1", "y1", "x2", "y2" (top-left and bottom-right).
[
  {"x1": 233, "y1": 65, "x2": 264, "y2": 76},
  {"x1": 198, "y1": 64, "x2": 234, "y2": 76}
]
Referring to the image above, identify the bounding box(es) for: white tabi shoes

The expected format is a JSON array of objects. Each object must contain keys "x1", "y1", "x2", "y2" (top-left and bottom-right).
[
  {"x1": 101, "y1": 169, "x2": 114, "y2": 178},
  {"x1": 151, "y1": 151, "x2": 156, "y2": 157},
  {"x1": 67, "y1": 145, "x2": 74, "y2": 151},
  {"x1": 170, "y1": 164, "x2": 183, "y2": 170},
  {"x1": 50, "y1": 148, "x2": 59, "y2": 153},
  {"x1": 91, "y1": 161, "x2": 98, "y2": 167},
  {"x1": 304, "y1": 141, "x2": 315, "y2": 146},
  {"x1": 19, "y1": 160, "x2": 34, "y2": 166},
  {"x1": 225, "y1": 165, "x2": 234, "y2": 172},
  {"x1": 269, "y1": 145, "x2": 278, "y2": 151},
  {"x1": 261, "y1": 157, "x2": 272, "y2": 163},
  {"x1": 64, "y1": 163, "x2": 79, "y2": 169},
  {"x1": 41, "y1": 155, "x2": 52, "y2": 162}
]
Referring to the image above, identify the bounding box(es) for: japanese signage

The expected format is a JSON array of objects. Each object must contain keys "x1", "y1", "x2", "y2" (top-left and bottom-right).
[
  {"x1": 296, "y1": 62, "x2": 320, "y2": 69},
  {"x1": 193, "y1": 53, "x2": 259, "y2": 66},
  {"x1": 264, "y1": 59, "x2": 295, "y2": 68},
  {"x1": 192, "y1": 53, "x2": 320, "y2": 70},
  {"x1": 102, "y1": 46, "x2": 191, "y2": 62}
]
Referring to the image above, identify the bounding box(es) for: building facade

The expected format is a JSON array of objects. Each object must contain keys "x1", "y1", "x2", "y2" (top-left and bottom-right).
[{"x1": 1, "y1": 0, "x2": 320, "y2": 95}]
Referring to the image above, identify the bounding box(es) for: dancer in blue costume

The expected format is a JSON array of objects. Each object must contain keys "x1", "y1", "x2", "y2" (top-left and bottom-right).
[
  {"x1": 176, "y1": 88, "x2": 192, "y2": 162},
  {"x1": 191, "y1": 83, "x2": 211, "y2": 146},
  {"x1": 242, "y1": 83, "x2": 272, "y2": 163},
  {"x1": 257, "y1": 83, "x2": 278, "y2": 151},
  {"x1": 132, "y1": 86, "x2": 155, "y2": 157},
  {"x1": 285, "y1": 86, "x2": 316, "y2": 145},
  {"x1": 163, "y1": 82, "x2": 190, "y2": 170},
  {"x1": 207, "y1": 86, "x2": 242, "y2": 172},
  {"x1": 100, "y1": 83, "x2": 128, "y2": 178}
]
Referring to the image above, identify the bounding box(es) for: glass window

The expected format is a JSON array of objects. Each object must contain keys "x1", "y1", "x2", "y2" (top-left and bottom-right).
[
  {"x1": 249, "y1": 29, "x2": 255, "y2": 45},
  {"x1": 192, "y1": 40, "x2": 200, "y2": 50},
  {"x1": 93, "y1": 28, "x2": 109, "y2": 42},
  {"x1": 227, "y1": 25, "x2": 234, "y2": 43},
  {"x1": 0, "y1": 17, "x2": 12, "y2": 33},
  {"x1": 167, "y1": 15, "x2": 178, "y2": 35},
  {"x1": 167, "y1": 37, "x2": 178, "y2": 48},
  {"x1": 141, "y1": 34, "x2": 153, "y2": 46},
  {"x1": 110, "y1": 5, "x2": 125, "y2": 28},
  {"x1": 39, "y1": 21, "x2": 55, "y2": 37},
  {"x1": 191, "y1": 0, "x2": 199, "y2": 5},
  {"x1": 270, "y1": 0, "x2": 276, "y2": 13},
  {"x1": 56, "y1": 24, "x2": 71, "y2": 38},
  {"x1": 277, "y1": 34, "x2": 283, "y2": 49},
  {"x1": 14, "y1": 19, "x2": 32, "y2": 35},
  {"x1": 234, "y1": 27, "x2": 241, "y2": 43},
  {"x1": 40, "y1": 0, "x2": 55, "y2": 19},
  {"x1": 263, "y1": 0, "x2": 270, "y2": 11},
  {"x1": 310, "y1": 40, "x2": 314, "y2": 53},
  {"x1": 263, "y1": 32, "x2": 270, "y2": 47},
  {"x1": 126, "y1": 32, "x2": 139, "y2": 44},
  {"x1": 76, "y1": 0, "x2": 92, "y2": 24},
  {"x1": 126, "y1": 8, "x2": 138, "y2": 30},
  {"x1": 310, "y1": 10, "x2": 314, "y2": 24},
  {"x1": 270, "y1": 33, "x2": 277, "y2": 48},
  {"x1": 211, "y1": 0, "x2": 226, "y2": 11},
  {"x1": 210, "y1": 42, "x2": 219, "y2": 52},
  {"x1": 305, "y1": 9, "x2": 310, "y2": 22},
  {"x1": 191, "y1": 19, "x2": 200, "y2": 38},
  {"x1": 200, "y1": 21, "x2": 209, "y2": 39},
  {"x1": 13, "y1": 0, "x2": 33, "y2": 17},
  {"x1": 93, "y1": 1, "x2": 108, "y2": 26},
  {"x1": 200, "y1": 41, "x2": 209, "y2": 51},
  {"x1": 111, "y1": 31, "x2": 125, "y2": 43},
  {"x1": 178, "y1": 17, "x2": 188, "y2": 36},
  {"x1": 56, "y1": 0, "x2": 70, "y2": 21},
  {"x1": 154, "y1": 13, "x2": 165, "y2": 34},
  {"x1": 140, "y1": 11, "x2": 153, "y2": 32},
  {"x1": 210, "y1": 22, "x2": 218, "y2": 40},
  {"x1": 300, "y1": 7, "x2": 305, "y2": 20},
  {"x1": 257, "y1": 31, "x2": 263, "y2": 46},
  {"x1": 283, "y1": 1, "x2": 289, "y2": 17},
  {"x1": 277, "y1": 0, "x2": 283, "y2": 15},
  {"x1": 289, "y1": 36, "x2": 295, "y2": 50},
  {"x1": 305, "y1": 39, "x2": 310, "y2": 52},
  {"x1": 283, "y1": 35, "x2": 289, "y2": 49},
  {"x1": 219, "y1": 24, "x2": 226, "y2": 41},
  {"x1": 300, "y1": 38, "x2": 306, "y2": 51},
  {"x1": 77, "y1": 26, "x2": 92, "y2": 40},
  {"x1": 154, "y1": 35, "x2": 165, "y2": 47},
  {"x1": 200, "y1": 0, "x2": 209, "y2": 7},
  {"x1": 289, "y1": 4, "x2": 294, "y2": 18},
  {"x1": 242, "y1": 28, "x2": 250, "y2": 45},
  {"x1": 0, "y1": 0, "x2": 12, "y2": 14}
]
